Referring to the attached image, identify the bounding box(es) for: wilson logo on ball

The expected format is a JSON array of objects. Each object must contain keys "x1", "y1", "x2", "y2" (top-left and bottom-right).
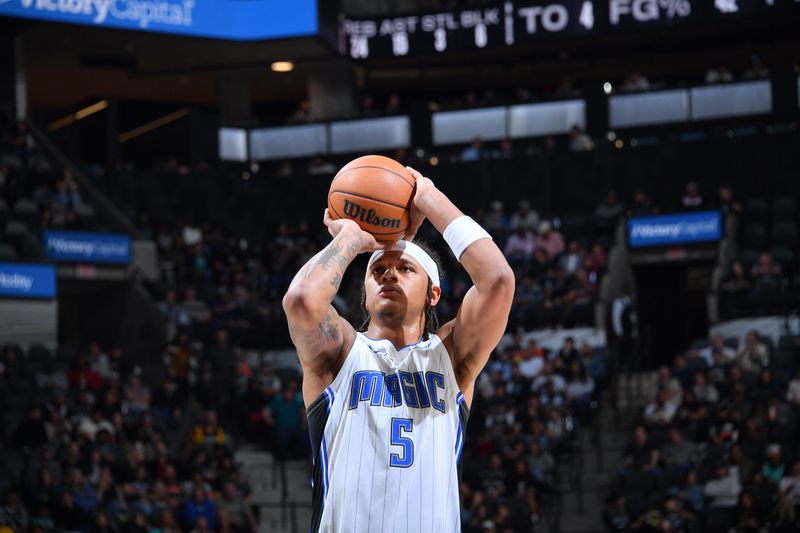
[{"x1": 343, "y1": 199, "x2": 401, "y2": 228}]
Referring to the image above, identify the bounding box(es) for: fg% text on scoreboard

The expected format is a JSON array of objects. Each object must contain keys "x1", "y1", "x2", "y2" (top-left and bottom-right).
[{"x1": 341, "y1": 0, "x2": 698, "y2": 59}]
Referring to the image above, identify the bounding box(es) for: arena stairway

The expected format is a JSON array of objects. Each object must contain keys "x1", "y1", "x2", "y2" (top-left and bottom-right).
[
  {"x1": 557, "y1": 372, "x2": 657, "y2": 532},
  {"x1": 235, "y1": 447, "x2": 313, "y2": 533}
]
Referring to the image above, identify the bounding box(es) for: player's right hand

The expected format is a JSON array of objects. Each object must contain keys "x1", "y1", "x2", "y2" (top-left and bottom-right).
[{"x1": 323, "y1": 209, "x2": 386, "y2": 254}]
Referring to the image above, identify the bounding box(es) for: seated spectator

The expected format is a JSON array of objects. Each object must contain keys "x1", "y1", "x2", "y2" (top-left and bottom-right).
[
  {"x1": 777, "y1": 460, "x2": 800, "y2": 506},
  {"x1": 697, "y1": 334, "x2": 737, "y2": 368},
  {"x1": 786, "y1": 369, "x2": 800, "y2": 407},
  {"x1": 681, "y1": 182, "x2": 704, "y2": 210},
  {"x1": 461, "y1": 137, "x2": 487, "y2": 161},
  {"x1": 627, "y1": 189, "x2": 655, "y2": 217},
  {"x1": 509, "y1": 200, "x2": 539, "y2": 232},
  {"x1": 568, "y1": 125, "x2": 594, "y2": 152},
  {"x1": 734, "y1": 491, "x2": 764, "y2": 533},
  {"x1": 217, "y1": 482, "x2": 257, "y2": 533},
  {"x1": 513, "y1": 276, "x2": 542, "y2": 331},
  {"x1": 657, "y1": 366, "x2": 684, "y2": 406},
  {"x1": 527, "y1": 441, "x2": 555, "y2": 490},
  {"x1": 504, "y1": 225, "x2": 536, "y2": 270},
  {"x1": 595, "y1": 190, "x2": 625, "y2": 232},
  {"x1": 192, "y1": 410, "x2": 227, "y2": 447},
  {"x1": 559, "y1": 241, "x2": 584, "y2": 277},
  {"x1": 535, "y1": 221, "x2": 565, "y2": 260},
  {"x1": 717, "y1": 185, "x2": 743, "y2": 216},
  {"x1": 603, "y1": 494, "x2": 634, "y2": 532},
  {"x1": 288, "y1": 99, "x2": 311, "y2": 124},
  {"x1": 181, "y1": 287, "x2": 212, "y2": 323},
  {"x1": 160, "y1": 288, "x2": 191, "y2": 342},
  {"x1": 0, "y1": 489, "x2": 28, "y2": 531},
  {"x1": 680, "y1": 470, "x2": 705, "y2": 513},
  {"x1": 622, "y1": 71, "x2": 651, "y2": 92},
  {"x1": 704, "y1": 464, "x2": 742, "y2": 508},
  {"x1": 584, "y1": 243, "x2": 608, "y2": 279},
  {"x1": 622, "y1": 425, "x2": 653, "y2": 469},
  {"x1": 518, "y1": 343, "x2": 545, "y2": 380},
  {"x1": 562, "y1": 269, "x2": 595, "y2": 327},
  {"x1": 483, "y1": 201, "x2": 508, "y2": 236},
  {"x1": 705, "y1": 65, "x2": 735, "y2": 84},
  {"x1": 736, "y1": 330, "x2": 769, "y2": 374},
  {"x1": 565, "y1": 361, "x2": 594, "y2": 420},
  {"x1": 741, "y1": 54, "x2": 770, "y2": 80},
  {"x1": 643, "y1": 388, "x2": 678, "y2": 425},
  {"x1": 758, "y1": 443, "x2": 785, "y2": 486},
  {"x1": 553, "y1": 337, "x2": 580, "y2": 373},
  {"x1": 721, "y1": 260, "x2": 753, "y2": 318},
  {"x1": 181, "y1": 485, "x2": 217, "y2": 531},
  {"x1": 692, "y1": 372, "x2": 719, "y2": 404},
  {"x1": 661, "y1": 427, "x2": 699, "y2": 467},
  {"x1": 385, "y1": 93, "x2": 402, "y2": 115}
]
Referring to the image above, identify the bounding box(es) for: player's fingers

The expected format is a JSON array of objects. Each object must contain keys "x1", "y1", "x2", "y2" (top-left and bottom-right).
[{"x1": 405, "y1": 166, "x2": 424, "y2": 181}]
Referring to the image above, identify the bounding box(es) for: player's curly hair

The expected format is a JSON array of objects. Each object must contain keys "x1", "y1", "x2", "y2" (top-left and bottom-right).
[{"x1": 358, "y1": 242, "x2": 441, "y2": 341}]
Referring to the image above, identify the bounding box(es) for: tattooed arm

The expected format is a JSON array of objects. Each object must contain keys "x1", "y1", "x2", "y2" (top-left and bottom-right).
[{"x1": 282, "y1": 210, "x2": 383, "y2": 405}]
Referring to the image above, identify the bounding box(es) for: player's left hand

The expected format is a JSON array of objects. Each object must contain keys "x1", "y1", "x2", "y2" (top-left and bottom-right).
[{"x1": 404, "y1": 166, "x2": 435, "y2": 241}]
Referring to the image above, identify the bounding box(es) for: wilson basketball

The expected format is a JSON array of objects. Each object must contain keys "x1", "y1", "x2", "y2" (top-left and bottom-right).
[{"x1": 327, "y1": 155, "x2": 416, "y2": 242}]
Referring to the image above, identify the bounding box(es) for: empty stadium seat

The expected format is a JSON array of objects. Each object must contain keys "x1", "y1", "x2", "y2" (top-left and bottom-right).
[
  {"x1": 742, "y1": 223, "x2": 768, "y2": 250},
  {"x1": 770, "y1": 247, "x2": 796, "y2": 274},
  {"x1": 772, "y1": 221, "x2": 798, "y2": 247},
  {"x1": 772, "y1": 197, "x2": 797, "y2": 222},
  {"x1": 0, "y1": 243, "x2": 17, "y2": 261},
  {"x1": 738, "y1": 249, "x2": 760, "y2": 271},
  {"x1": 12, "y1": 198, "x2": 39, "y2": 229},
  {"x1": 744, "y1": 198, "x2": 769, "y2": 223}
]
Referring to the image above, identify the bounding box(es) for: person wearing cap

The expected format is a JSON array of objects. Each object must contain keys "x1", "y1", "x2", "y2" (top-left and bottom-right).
[
  {"x1": 283, "y1": 167, "x2": 514, "y2": 532},
  {"x1": 535, "y1": 220, "x2": 565, "y2": 260}
]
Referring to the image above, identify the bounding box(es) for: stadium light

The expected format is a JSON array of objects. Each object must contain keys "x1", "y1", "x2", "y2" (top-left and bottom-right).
[{"x1": 271, "y1": 61, "x2": 294, "y2": 73}]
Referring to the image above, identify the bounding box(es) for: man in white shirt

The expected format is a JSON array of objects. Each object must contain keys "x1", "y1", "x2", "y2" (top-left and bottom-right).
[{"x1": 698, "y1": 335, "x2": 736, "y2": 367}]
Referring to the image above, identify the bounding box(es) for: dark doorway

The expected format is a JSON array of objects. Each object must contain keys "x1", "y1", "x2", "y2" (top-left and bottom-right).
[{"x1": 634, "y1": 262, "x2": 712, "y2": 367}]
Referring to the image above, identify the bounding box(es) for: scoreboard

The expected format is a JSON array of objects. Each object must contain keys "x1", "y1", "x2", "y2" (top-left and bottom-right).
[{"x1": 340, "y1": 0, "x2": 800, "y2": 59}]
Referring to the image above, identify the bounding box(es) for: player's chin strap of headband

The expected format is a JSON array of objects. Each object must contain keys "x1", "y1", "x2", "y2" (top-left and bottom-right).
[{"x1": 366, "y1": 240, "x2": 440, "y2": 287}]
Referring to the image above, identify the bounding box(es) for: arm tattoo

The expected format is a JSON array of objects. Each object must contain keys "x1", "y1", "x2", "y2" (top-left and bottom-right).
[{"x1": 331, "y1": 272, "x2": 342, "y2": 290}]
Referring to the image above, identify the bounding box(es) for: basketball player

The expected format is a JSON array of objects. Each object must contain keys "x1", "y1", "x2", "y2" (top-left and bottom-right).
[{"x1": 282, "y1": 168, "x2": 514, "y2": 532}]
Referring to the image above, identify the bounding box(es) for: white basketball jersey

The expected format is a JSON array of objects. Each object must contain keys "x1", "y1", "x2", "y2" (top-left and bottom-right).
[{"x1": 306, "y1": 332, "x2": 469, "y2": 533}]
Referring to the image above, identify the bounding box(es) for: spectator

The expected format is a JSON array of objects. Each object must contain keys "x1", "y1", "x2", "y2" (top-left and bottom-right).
[
  {"x1": 692, "y1": 372, "x2": 719, "y2": 404},
  {"x1": 181, "y1": 485, "x2": 217, "y2": 531},
  {"x1": 595, "y1": 191, "x2": 625, "y2": 231},
  {"x1": 704, "y1": 464, "x2": 742, "y2": 508},
  {"x1": 509, "y1": 200, "x2": 539, "y2": 232},
  {"x1": 385, "y1": 93, "x2": 402, "y2": 115},
  {"x1": 217, "y1": 482, "x2": 257, "y2": 533},
  {"x1": 160, "y1": 288, "x2": 191, "y2": 342},
  {"x1": 643, "y1": 388, "x2": 678, "y2": 425},
  {"x1": 518, "y1": 343, "x2": 545, "y2": 380},
  {"x1": 786, "y1": 369, "x2": 800, "y2": 406},
  {"x1": 584, "y1": 243, "x2": 607, "y2": 279},
  {"x1": 622, "y1": 71, "x2": 651, "y2": 92},
  {"x1": 656, "y1": 366, "x2": 684, "y2": 406},
  {"x1": 559, "y1": 241, "x2": 584, "y2": 277},
  {"x1": 717, "y1": 185, "x2": 743, "y2": 216},
  {"x1": 661, "y1": 427, "x2": 699, "y2": 467},
  {"x1": 759, "y1": 444, "x2": 785, "y2": 486},
  {"x1": 461, "y1": 137, "x2": 487, "y2": 161},
  {"x1": 697, "y1": 335, "x2": 736, "y2": 367},
  {"x1": 535, "y1": 221, "x2": 565, "y2": 260},
  {"x1": 11, "y1": 406, "x2": 48, "y2": 448},
  {"x1": 736, "y1": 330, "x2": 769, "y2": 374},
  {"x1": 741, "y1": 54, "x2": 770, "y2": 80},
  {"x1": 734, "y1": 491, "x2": 764, "y2": 532},
  {"x1": 504, "y1": 225, "x2": 536, "y2": 270},
  {"x1": 603, "y1": 494, "x2": 633, "y2": 532},
  {"x1": 483, "y1": 201, "x2": 508, "y2": 236},
  {"x1": 568, "y1": 125, "x2": 594, "y2": 152},
  {"x1": 269, "y1": 380, "x2": 306, "y2": 461},
  {"x1": 192, "y1": 410, "x2": 227, "y2": 447},
  {"x1": 681, "y1": 182, "x2": 704, "y2": 210},
  {"x1": 628, "y1": 189, "x2": 655, "y2": 216},
  {"x1": 777, "y1": 461, "x2": 800, "y2": 506},
  {"x1": 705, "y1": 65, "x2": 735, "y2": 84},
  {"x1": 564, "y1": 361, "x2": 594, "y2": 419},
  {"x1": 0, "y1": 489, "x2": 28, "y2": 531},
  {"x1": 288, "y1": 99, "x2": 311, "y2": 124}
]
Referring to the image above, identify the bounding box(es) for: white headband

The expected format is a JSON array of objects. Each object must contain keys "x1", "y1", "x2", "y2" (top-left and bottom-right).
[{"x1": 366, "y1": 240, "x2": 440, "y2": 287}]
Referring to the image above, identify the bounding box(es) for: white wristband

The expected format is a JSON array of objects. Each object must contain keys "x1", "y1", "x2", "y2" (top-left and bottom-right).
[{"x1": 443, "y1": 216, "x2": 492, "y2": 260}]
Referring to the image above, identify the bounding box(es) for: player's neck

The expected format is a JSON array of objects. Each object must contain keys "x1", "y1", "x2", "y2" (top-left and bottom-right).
[{"x1": 366, "y1": 317, "x2": 425, "y2": 350}]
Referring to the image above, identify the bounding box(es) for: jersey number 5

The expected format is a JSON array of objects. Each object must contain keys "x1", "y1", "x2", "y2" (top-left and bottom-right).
[{"x1": 389, "y1": 418, "x2": 414, "y2": 468}]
